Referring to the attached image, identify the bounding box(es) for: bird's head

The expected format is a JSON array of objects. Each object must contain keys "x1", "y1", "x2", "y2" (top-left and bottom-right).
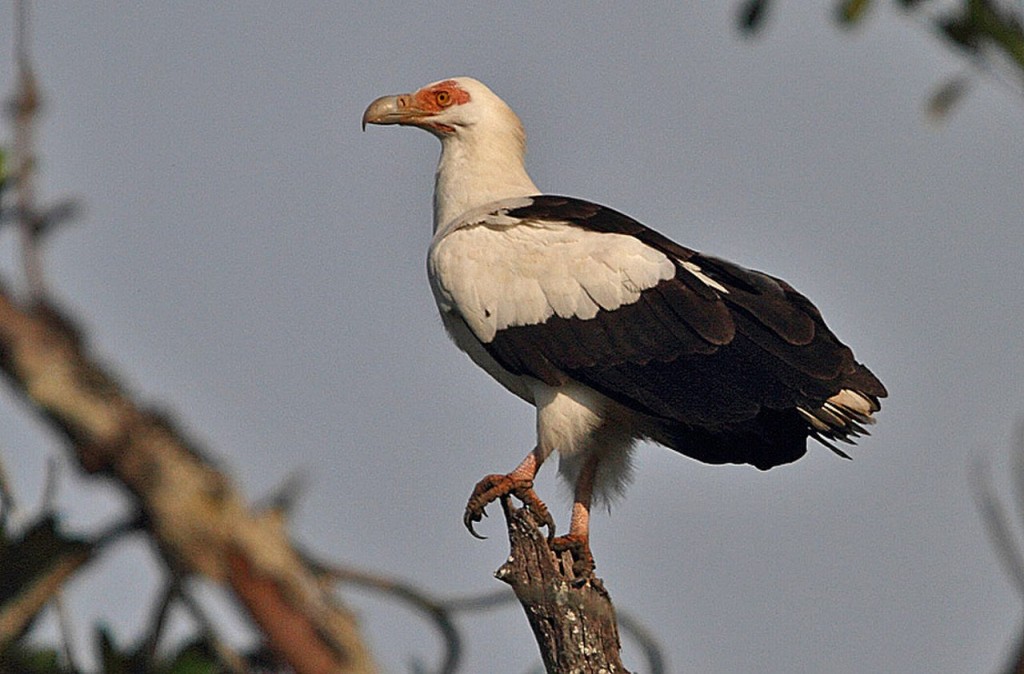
[
  {"x1": 362, "y1": 77, "x2": 524, "y2": 145},
  {"x1": 363, "y1": 77, "x2": 535, "y2": 229}
]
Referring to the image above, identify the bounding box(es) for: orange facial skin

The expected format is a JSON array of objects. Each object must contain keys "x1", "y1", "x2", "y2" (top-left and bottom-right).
[{"x1": 408, "y1": 80, "x2": 471, "y2": 134}]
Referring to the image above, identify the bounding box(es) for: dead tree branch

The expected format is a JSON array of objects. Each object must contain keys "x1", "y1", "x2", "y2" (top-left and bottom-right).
[
  {"x1": 495, "y1": 499, "x2": 630, "y2": 673},
  {"x1": 0, "y1": 291, "x2": 377, "y2": 674}
]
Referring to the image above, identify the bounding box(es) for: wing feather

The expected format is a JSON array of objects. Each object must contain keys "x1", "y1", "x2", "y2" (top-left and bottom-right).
[{"x1": 454, "y1": 195, "x2": 886, "y2": 431}]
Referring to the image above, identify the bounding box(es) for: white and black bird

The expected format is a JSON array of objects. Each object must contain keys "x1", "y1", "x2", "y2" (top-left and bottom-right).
[{"x1": 363, "y1": 77, "x2": 886, "y2": 570}]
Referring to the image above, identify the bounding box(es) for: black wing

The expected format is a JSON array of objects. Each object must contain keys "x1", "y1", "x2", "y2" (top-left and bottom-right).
[{"x1": 481, "y1": 195, "x2": 887, "y2": 468}]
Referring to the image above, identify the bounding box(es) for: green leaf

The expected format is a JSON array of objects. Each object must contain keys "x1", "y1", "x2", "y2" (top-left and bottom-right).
[
  {"x1": 927, "y1": 76, "x2": 970, "y2": 122},
  {"x1": 0, "y1": 642, "x2": 62, "y2": 674},
  {"x1": 737, "y1": 0, "x2": 772, "y2": 35},
  {"x1": 165, "y1": 650, "x2": 219, "y2": 674},
  {"x1": 164, "y1": 641, "x2": 220, "y2": 674},
  {"x1": 938, "y1": 15, "x2": 980, "y2": 52},
  {"x1": 836, "y1": 0, "x2": 872, "y2": 26},
  {"x1": 96, "y1": 625, "x2": 129, "y2": 674}
]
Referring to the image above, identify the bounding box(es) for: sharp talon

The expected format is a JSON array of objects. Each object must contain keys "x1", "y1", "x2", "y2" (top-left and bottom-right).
[
  {"x1": 463, "y1": 472, "x2": 554, "y2": 541},
  {"x1": 463, "y1": 507, "x2": 488, "y2": 539},
  {"x1": 551, "y1": 534, "x2": 595, "y2": 576},
  {"x1": 465, "y1": 514, "x2": 488, "y2": 540},
  {"x1": 539, "y1": 514, "x2": 555, "y2": 540}
]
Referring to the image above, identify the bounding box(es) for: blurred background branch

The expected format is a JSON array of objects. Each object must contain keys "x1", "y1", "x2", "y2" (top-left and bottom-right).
[
  {"x1": 0, "y1": 3, "x2": 379, "y2": 672},
  {"x1": 972, "y1": 426, "x2": 1024, "y2": 674}
]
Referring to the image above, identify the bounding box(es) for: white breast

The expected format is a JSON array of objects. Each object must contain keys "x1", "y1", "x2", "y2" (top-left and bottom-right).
[{"x1": 428, "y1": 212, "x2": 675, "y2": 344}]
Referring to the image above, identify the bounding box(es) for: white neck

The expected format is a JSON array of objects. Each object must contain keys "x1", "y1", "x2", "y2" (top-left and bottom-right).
[{"x1": 432, "y1": 127, "x2": 540, "y2": 232}]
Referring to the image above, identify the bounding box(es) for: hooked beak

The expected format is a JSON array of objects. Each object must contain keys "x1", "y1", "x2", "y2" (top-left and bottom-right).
[{"x1": 362, "y1": 93, "x2": 430, "y2": 131}]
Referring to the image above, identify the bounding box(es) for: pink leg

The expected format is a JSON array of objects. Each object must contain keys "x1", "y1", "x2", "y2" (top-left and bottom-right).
[
  {"x1": 464, "y1": 445, "x2": 555, "y2": 539},
  {"x1": 552, "y1": 451, "x2": 599, "y2": 575}
]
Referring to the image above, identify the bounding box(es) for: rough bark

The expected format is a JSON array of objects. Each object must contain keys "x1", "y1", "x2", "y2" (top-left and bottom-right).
[
  {"x1": 495, "y1": 499, "x2": 630, "y2": 674},
  {"x1": 0, "y1": 290, "x2": 377, "y2": 674}
]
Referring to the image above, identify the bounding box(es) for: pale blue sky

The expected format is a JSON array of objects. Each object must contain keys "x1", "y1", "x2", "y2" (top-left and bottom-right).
[{"x1": 2, "y1": 3, "x2": 1023, "y2": 672}]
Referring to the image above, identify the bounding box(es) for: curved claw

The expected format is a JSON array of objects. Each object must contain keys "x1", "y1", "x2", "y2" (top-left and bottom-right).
[
  {"x1": 519, "y1": 491, "x2": 556, "y2": 540},
  {"x1": 463, "y1": 506, "x2": 489, "y2": 540},
  {"x1": 551, "y1": 533, "x2": 595, "y2": 577},
  {"x1": 463, "y1": 473, "x2": 553, "y2": 541}
]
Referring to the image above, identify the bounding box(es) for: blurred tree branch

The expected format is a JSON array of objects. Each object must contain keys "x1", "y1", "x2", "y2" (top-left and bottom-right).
[
  {"x1": 9, "y1": 0, "x2": 46, "y2": 299},
  {"x1": 0, "y1": 515, "x2": 95, "y2": 645},
  {"x1": 972, "y1": 427, "x2": 1024, "y2": 674},
  {"x1": 0, "y1": 3, "x2": 377, "y2": 671},
  {"x1": 0, "y1": 285, "x2": 378, "y2": 674}
]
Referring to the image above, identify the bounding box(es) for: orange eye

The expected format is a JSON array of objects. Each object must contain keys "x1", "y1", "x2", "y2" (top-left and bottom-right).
[{"x1": 436, "y1": 90, "x2": 452, "y2": 107}]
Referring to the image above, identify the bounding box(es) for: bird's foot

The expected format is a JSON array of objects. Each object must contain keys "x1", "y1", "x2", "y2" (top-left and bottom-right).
[
  {"x1": 551, "y1": 533, "x2": 595, "y2": 578},
  {"x1": 464, "y1": 473, "x2": 555, "y2": 540}
]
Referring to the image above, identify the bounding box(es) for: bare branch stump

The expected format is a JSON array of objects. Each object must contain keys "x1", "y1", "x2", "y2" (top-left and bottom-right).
[{"x1": 495, "y1": 499, "x2": 631, "y2": 674}]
